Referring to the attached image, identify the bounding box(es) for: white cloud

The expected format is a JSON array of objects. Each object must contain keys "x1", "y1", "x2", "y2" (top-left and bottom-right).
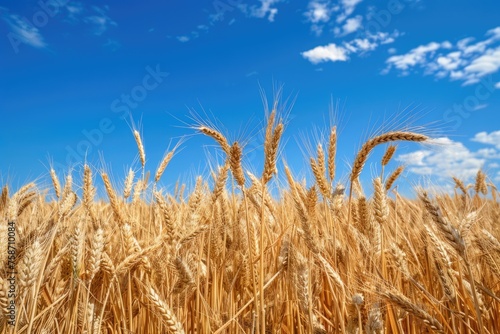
[
  {"x1": 3, "y1": 13, "x2": 47, "y2": 49},
  {"x1": 477, "y1": 148, "x2": 500, "y2": 159},
  {"x1": 463, "y1": 47, "x2": 500, "y2": 80},
  {"x1": 339, "y1": 15, "x2": 362, "y2": 36},
  {"x1": 397, "y1": 137, "x2": 487, "y2": 180},
  {"x1": 384, "y1": 26, "x2": 500, "y2": 84},
  {"x1": 495, "y1": 82, "x2": 500, "y2": 89},
  {"x1": 303, "y1": 30, "x2": 398, "y2": 64},
  {"x1": 301, "y1": 43, "x2": 349, "y2": 63},
  {"x1": 471, "y1": 130, "x2": 500, "y2": 149},
  {"x1": 436, "y1": 51, "x2": 463, "y2": 71},
  {"x1": 304, "y1": 0, "x2": 363, "y2": 35},
  {"x1": 250, "y1": 0, "x2": 282, "y2": 22},
  {"x1": 385, "y1": 42, "x2": 449, "y2": 73},
  {"x1": 397, "y1": 150, "x2": 432, "y2": 166},
  {"x1": 305, "y1": 1, "x2": 332, "y2": 24},
  {"x1": 336, "y1": 0, "x2": 363, "y2": 23},
  {"x1": 304, "y1": 1, "x2": 337, "y2": 35},
  {"x1": 398, "y1": 135, "x2": 500, "y2": 182}
]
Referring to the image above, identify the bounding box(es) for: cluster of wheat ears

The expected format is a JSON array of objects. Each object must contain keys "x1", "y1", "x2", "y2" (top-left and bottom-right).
[{"x1": 0, "y1": 110, "x2": 499, "y2": 334}]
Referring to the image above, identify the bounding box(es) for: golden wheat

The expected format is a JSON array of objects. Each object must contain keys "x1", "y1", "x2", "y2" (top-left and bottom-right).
[{"x1": 0, "y1": 115, "x2": 498, "y2": 334}]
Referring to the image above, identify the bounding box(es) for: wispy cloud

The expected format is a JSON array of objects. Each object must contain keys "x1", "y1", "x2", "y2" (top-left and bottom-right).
[
  {"x1": 304, "y1": 0, "x2": 336, "y2": 35},
  {"x1": 249, "y1": 0, "x2": 282, "y2": 22},
  {"x1": 398, "y1": 135, "x2": 500, "y2": 181},
  {"x1": 246, "y1": 71, "x2": 258, "y2": 77},
  {"x1": 336, "y1": 0, "x2": 363, "y2": 23},
  {"x1": 335, "y1": 15, "x2": 362, "y2": 36},
  {"x1": 302, "y1": 31, "x2": 398, "y2": 64},
  {"x1": 64, "y1": 2, "x2": 84, "y2": 23},
  {"x1": 177, "y1": 36, "x2": 190, "y2": 43},
  {"x1": 84, "y1": 6, "x2": 117, "y2": 36},
  {"x1": 304, "y1": 0, "x2": 363, "y2": 35},
  {"x1": 304, "y1": 1, "x2": 333, "y2": 24},
  {"x1": 2, "y1": 10, "x2": 47, "y2": 50},
  {"x1": 383, "y1": 41, "x2": 452, "y2": 72},
  {"x1": 181, "y1": 0, "x2": 283, "y2": 43},
  {"x1": 103, "y1": 38, "x2": 120, "y2": 51},
  {"x1": 384, "y1": 26, "x2": 500, "y2": 85}
]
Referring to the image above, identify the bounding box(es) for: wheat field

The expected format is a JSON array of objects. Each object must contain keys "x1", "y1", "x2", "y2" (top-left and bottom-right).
[{"x1": 1, "y1": 111, "x2": 499, "y2": 333}]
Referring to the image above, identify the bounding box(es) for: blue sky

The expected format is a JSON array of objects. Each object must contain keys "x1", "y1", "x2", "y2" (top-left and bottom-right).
[{"x1": 1, "y1": 0, "x2": 500, "y2": 196}]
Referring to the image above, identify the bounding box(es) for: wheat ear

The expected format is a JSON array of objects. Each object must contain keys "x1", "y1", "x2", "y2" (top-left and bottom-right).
[
  {"x1": 262, "y1": 122, "x2": 283, "y2": 185},
  {"x1": 140, "y1": 281, "x2": 185, "y2": 333},
  {"x1": 198, "y1": 126, "x2": 230, "y2": 154},
  {"x1": 420, "y1": 191, "x2": 465, "y2": 257},
  {"x1": 373, "y1": 177, "x2": 389, "y2": 226},
  {"x1": 385, "y1": 166, "x2": 404, "y2": 191},
  {"x1": 351, "y1": 131, "x2": 427, "y2": 183},
  {"x1": 50, "y1": 168, "x2": 61, "y2": 198},
  {"x1": 328, "y1": 126, "x2": 337, "y2": 182},
  {"x1": 474, "y1": 170, "x2": 487, "y2": 195},
  {"x1": 133, "y1": 129, "x2": 146, "y2": 168},
  {"x1": 452, "y1": 177, "x2": 467, "y2": 195},
  {"x1": 102, "y1": 172, "x2": 126, "y2": 223},
  {"x1": 155, "y1": 150, "x2": 175, "y2": 183},
  {"x1": 229, "y1": 142, "x2": 246, "y2": 187},
  {"x1": 124, "y1": 168, "x2": 135, "y2": 198},
  {"x1": 380, "y1": 289, "x2": 444, "y2": 333}
]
